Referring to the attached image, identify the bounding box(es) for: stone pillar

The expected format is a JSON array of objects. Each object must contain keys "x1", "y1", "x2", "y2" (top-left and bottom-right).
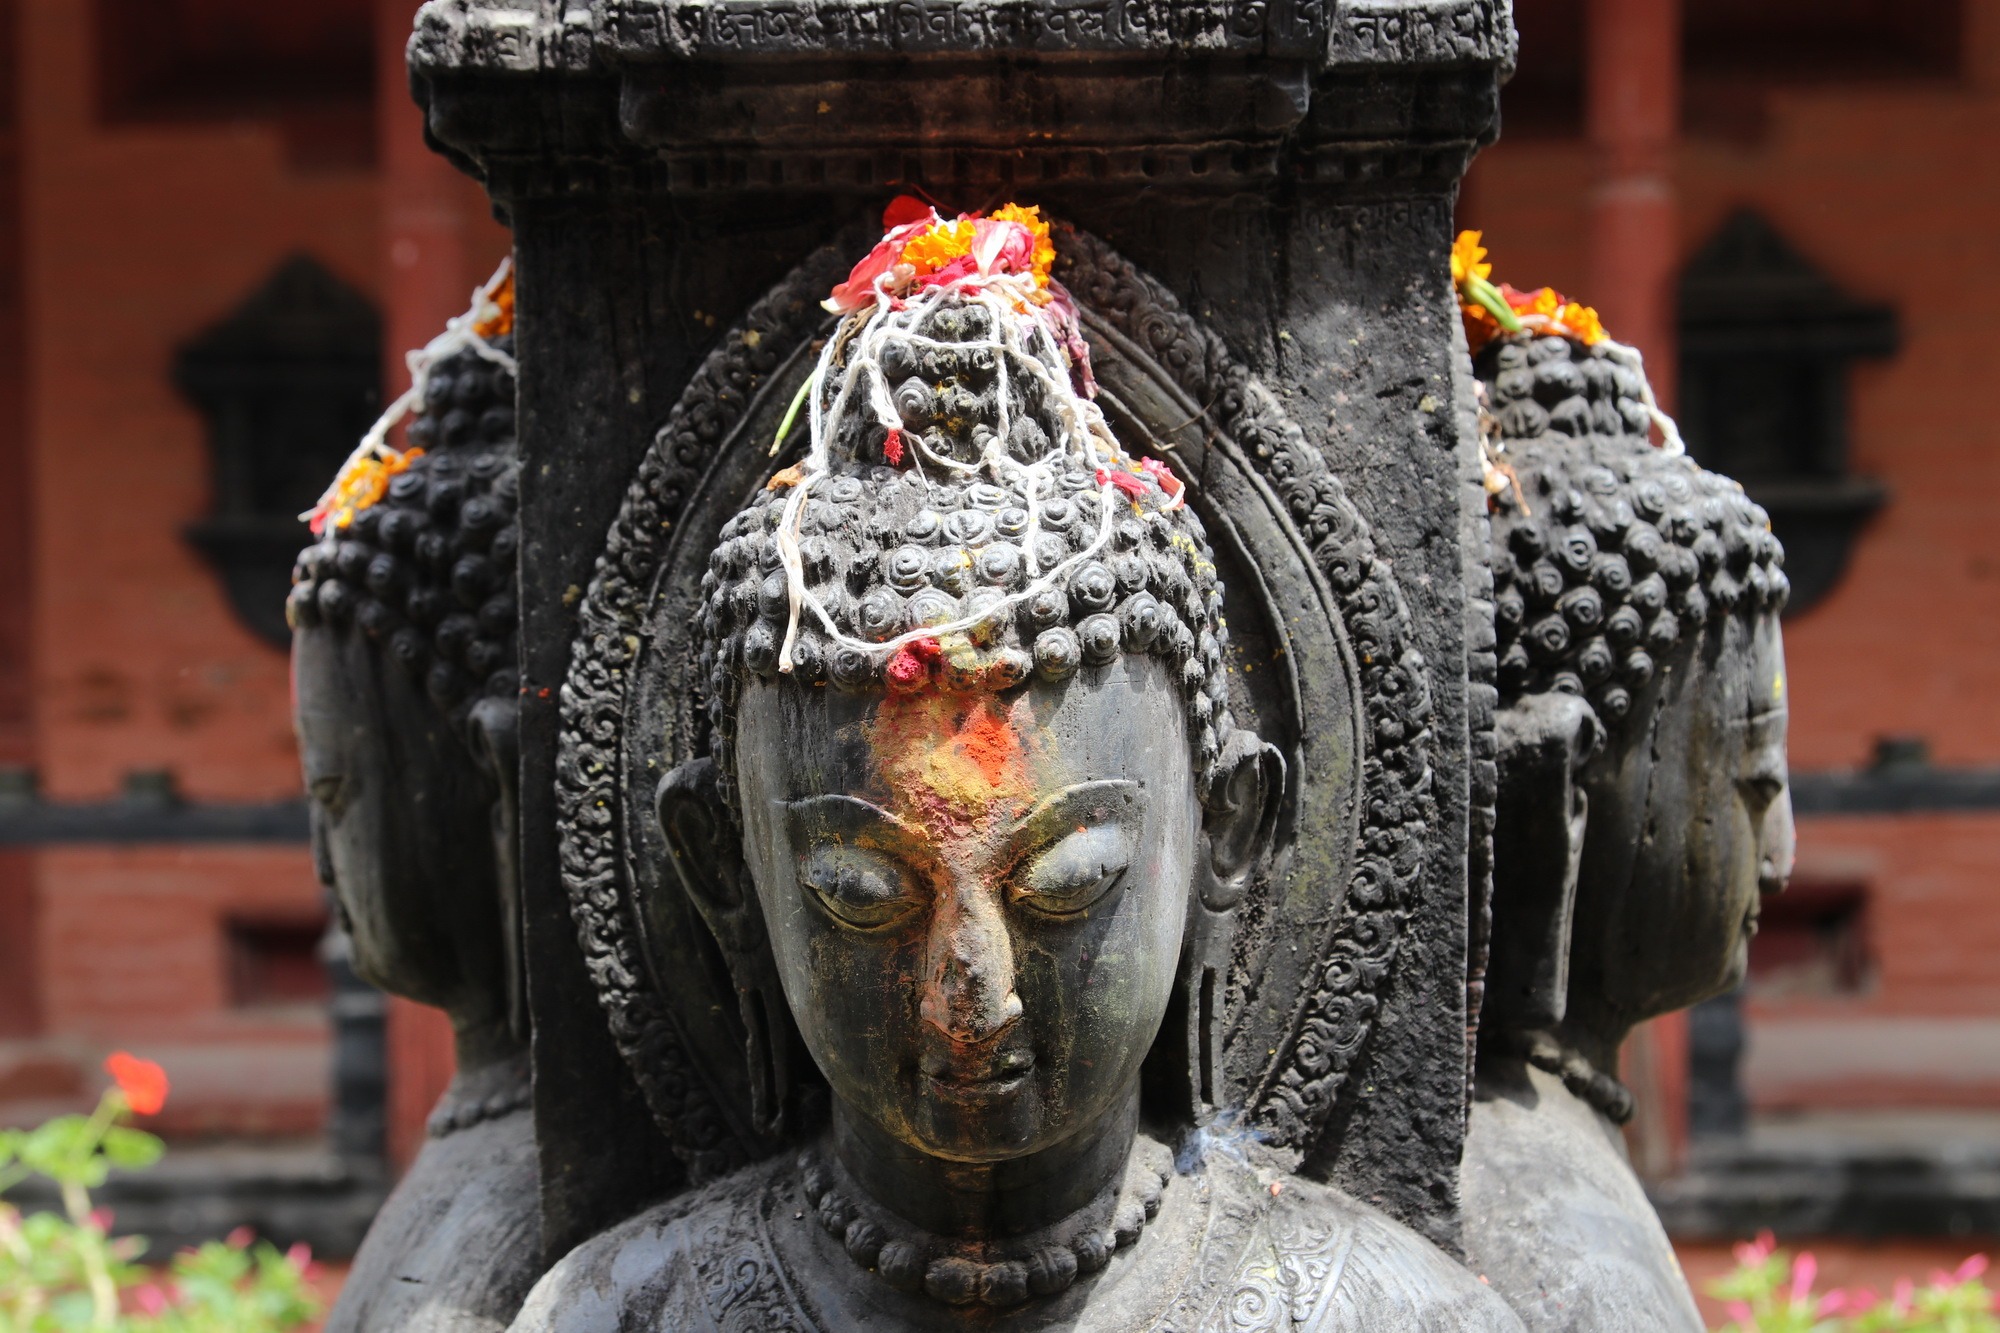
[
  {"x1": 1585, "y1": 0, "x2": 1679, "y2": 406},
  {"x1": 408, "y1": 0, "x2": 1513, "y2": 1256}
]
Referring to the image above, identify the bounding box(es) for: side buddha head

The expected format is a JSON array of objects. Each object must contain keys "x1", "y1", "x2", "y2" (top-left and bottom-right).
[
  {"x1": 288, "y1": 340, "x2": 524, "y2": 1056},
  {"x1": 657, "y1": 291, "x2": 1281, "y2": 1169},
  {"x1": 1478, "y1": 334, "x2": 1794, "y2": 1107}
]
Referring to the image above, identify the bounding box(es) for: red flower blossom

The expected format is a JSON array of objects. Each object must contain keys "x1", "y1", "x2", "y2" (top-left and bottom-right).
[
  {"x1": 1096, "y1": 468, "x2": 1147, "y2": 498},
  {"x1": 104, "y1": 1051, "x2": 168, "y2": 1116},
  {"x1": 881, "y1": 195, "x2": 933, "y2": 230}
]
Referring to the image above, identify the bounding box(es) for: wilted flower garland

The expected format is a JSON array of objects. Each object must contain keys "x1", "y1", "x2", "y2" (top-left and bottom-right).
[
  {"x1": 1452, "y1": 230, "x2": 1688, "y2": 515},
  {"x1": 766, "y1": 198, "x2": 1185, "y2": 678},
  {"x1": 1450, "y1": 230, "x2": 1684, "y2": 472},
  {"x1": 303, "y1": 259, "x2": 517, "y2": 536}
]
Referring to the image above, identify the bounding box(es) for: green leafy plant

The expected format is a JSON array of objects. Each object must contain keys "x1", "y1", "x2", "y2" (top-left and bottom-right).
[
  {"x1": 1710, "y1": 1232, "x2": 2000, "y2": 1333},
  {"x1": 0, "y1": 1054, "x2": 321, "y2": 1332}
]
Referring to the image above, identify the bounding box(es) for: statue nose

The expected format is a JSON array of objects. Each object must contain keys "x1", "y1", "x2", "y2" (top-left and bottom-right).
[
  {"x1": 920, "y1": 887, "x2": 1023, "y2": 1044},
  {"x1": 1759, "y1": 788, "x2": 1796, "y2": 895}
]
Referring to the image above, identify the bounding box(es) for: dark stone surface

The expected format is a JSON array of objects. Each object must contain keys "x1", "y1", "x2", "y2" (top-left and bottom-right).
[
  {"x1": 411, "y1": 0, "x2": 1509, "y2": 1266},
  {"x1": 389, "y1": 2, "x2": 1538, "y2": 1324}
]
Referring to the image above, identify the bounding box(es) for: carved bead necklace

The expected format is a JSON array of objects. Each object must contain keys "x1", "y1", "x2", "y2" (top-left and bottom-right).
[
  {"x1": 1500, "y1": 1027, "x2": 1635, "y2": 1124},
  {"x1": 426, "y1": 1055, "x2": 533, "y2": 1139},
  {"x1": 797, "y1": 1138, "x2": 1174, "y2": 1308}
]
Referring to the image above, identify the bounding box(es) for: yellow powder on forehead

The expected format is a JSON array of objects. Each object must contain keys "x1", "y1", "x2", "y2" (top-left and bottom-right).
[{"x1": 869, "y1": 691, "x2": 1036, "y2": 824}]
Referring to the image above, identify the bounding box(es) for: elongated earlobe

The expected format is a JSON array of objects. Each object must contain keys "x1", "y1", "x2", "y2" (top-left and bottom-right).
[
  {"x1": 467, "y1": 696, "x2": 525, "y2": 1043},
  {"x1": 1485, "y1": 693, "x2": 1600, "y2": 1037},
  {"x1": 657, "y1": 758, "x2": 790, "y2": 1136}
]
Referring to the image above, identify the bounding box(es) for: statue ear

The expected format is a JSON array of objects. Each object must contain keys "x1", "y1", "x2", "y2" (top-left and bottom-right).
[
  {"x1": 1484, "y1": 692, "x2": 1600, "y2": 1037},
  {"x1": 655, "y1": 758, "x2": 760, "y2": 951},
  {"x1": 466, "y1": 697, "x2": 527, "y2": 1043},
  {"x1": 656, "y1": 758, "x2": 792, "y2": 1137},
  {"x1": 1199, "y1": 733, "x2": 1285, "y2": 910}
]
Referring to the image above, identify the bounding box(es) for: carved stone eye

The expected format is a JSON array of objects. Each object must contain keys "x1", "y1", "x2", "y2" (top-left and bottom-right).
[
  {"x1": 1011, "y1": 825, "x2": 1133, "y2": 918},
  {"x1": 800, "y1": 846, "x2": 923, "y2": 930}
]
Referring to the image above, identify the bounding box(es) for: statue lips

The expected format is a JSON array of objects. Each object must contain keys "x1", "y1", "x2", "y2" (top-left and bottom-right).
[{"x1": 921, "y1": 1044, "x2": 1037, "y2": 1102}]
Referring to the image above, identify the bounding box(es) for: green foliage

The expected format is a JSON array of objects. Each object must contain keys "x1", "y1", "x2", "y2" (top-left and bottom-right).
[
  {"x1": 1710, "y1": 1233, "x2": 2000, "y2": 1333},
  {"x1": 0, "y1": 1071, "x2": 320, "y2": 1333}
]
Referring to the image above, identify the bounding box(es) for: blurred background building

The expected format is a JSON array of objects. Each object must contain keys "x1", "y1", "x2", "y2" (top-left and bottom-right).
[{"x1": 0, "y1": 0, "x2": 1996, "y2": 1289}]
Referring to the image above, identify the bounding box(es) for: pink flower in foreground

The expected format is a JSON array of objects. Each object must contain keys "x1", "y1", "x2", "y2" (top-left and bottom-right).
[
  {"x1": 1789, "y1": 1251, "x2": 1818, "y2": 1305},
  {"x1": 1734, "y1": 1230, "x2": 1777, "y2": 1268},
  {"x1": 134, "y1": 1284, "x2": 170, "y2": 1315}
]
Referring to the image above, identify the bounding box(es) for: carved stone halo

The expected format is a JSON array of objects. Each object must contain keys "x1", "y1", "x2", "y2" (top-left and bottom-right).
[{"x1": 554, "y1": 223, "x2": 1433, "y2": 1179}]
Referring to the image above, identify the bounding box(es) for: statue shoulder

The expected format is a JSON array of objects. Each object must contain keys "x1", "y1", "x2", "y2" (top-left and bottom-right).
[
  {"x1": 1178, "y1": 1163, "x2": 1525, "y2": 1333},
  {"x1": 329, "y1": 1105, "x2": 542, "y2": 1333},
  {"x1": 1462, "y1": 1064, "x2": 1703, "y2": 1332},
  {"x1": 509, "y1": 1156, "x2": 801, "y2": 1333}
]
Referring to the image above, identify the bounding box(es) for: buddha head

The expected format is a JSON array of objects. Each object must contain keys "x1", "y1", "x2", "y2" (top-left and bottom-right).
[
  {"x1": 288, "y1": 339, "x2": 523, "y2": 1053},
  {"x1": 658, "y1": 277, "x2": 1281, "y2": 1167},
  {"x1": 1478, "y1": 334, "x2": 1794, "y2": 1083}
]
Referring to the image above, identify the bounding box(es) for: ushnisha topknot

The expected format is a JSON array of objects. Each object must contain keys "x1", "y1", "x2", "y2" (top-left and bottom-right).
[
  {"x1": 1469, "y1": 329, "x2": 1787, "y2": 735},
  {"x1": 288, "y1": 264, "x2": 520, "y2": 734},
  {"x1": 697, "y1": 199, "x2": 1245, "y2": 801}
]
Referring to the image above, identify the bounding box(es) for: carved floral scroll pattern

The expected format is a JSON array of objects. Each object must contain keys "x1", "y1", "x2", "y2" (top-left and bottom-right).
[
  {"x1": 1053, "y1": 229, "x2": 1434, "y2": 1148},
  {"x1": 555, "y1": 245, "x2": 854, "y2": 1181}
]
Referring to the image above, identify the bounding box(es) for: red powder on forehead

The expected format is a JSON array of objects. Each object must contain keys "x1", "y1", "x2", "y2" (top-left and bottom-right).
[
  {"x1": 869, "y1": 688, "x2": 1034, "y2": 825},
  {"x1": 953, "y1": 697, "x2": 1023, "y2": 787}
]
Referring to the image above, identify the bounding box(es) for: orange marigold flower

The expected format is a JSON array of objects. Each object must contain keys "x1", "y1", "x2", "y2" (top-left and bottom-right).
[
  {"x1": 105, "y1": 1051, "x2": 169, "y2": 1116},
  {"x1": 1555, "y1": 301, "x2": 1607, "y2": 345},
  {"x1": 307, "y1": 447, "x2": 426, "y2": 535},
  {"x1": 900, "y1": 219, "x2": 978, "y2": 276},
  {"x1": 472, "y1": 267, "x2": 515, "y2": 340},
  {"x1": 1450, "y1": 230, "x2": 1492, "y2": 288}
]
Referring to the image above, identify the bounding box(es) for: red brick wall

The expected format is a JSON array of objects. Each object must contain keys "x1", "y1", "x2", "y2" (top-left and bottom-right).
[{"x1": 1463, "y1": 0, "x2": 2000, "y2": 1113}]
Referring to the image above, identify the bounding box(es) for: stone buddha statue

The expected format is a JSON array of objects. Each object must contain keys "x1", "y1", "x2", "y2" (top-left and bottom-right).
[
  {"x1": 513, "y1": 228, "x2": 1522, "y2": 1330},
  {"x1": 1459, "y1": 334, "x2": 1795, "y2": 1330},
  {"x1": 290, "y1": 334, "x2": 544, "y2": 1332}
]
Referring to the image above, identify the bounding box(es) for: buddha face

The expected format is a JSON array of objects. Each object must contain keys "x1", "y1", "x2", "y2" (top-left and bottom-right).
[
  {"x1": 731, "y1": 656, "x2": 1198, "y2": 1162},
  {"x1": 293, "y1": 624, "x2": 508, "y2": 1019},
  {"x1": 1573, "y1": 611, "x2": 1794, "y2": 1022}
]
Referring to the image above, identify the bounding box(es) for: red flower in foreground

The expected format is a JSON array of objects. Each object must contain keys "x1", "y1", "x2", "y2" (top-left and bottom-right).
[{"x1": 105, "y1": 1051, "x2": 169, "y2": 1116}]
